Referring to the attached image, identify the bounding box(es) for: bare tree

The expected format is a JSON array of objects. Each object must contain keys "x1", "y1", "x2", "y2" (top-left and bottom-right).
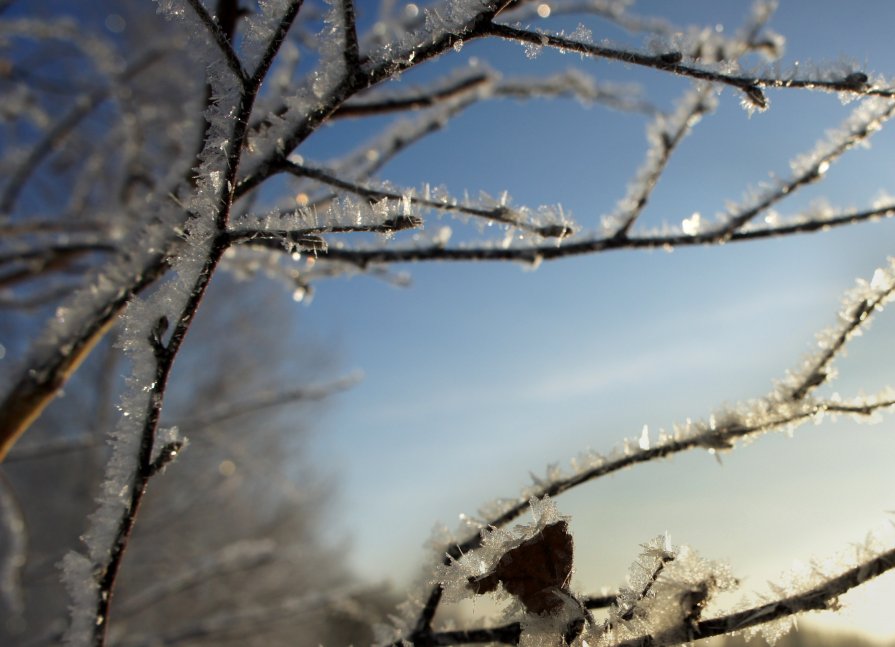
[{"x1": 1, "y1": 1, "x2": 894, "y2": 646}]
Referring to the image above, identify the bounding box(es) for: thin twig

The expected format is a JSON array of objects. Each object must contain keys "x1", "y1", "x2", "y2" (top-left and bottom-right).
[
  {"x1": 285, "y1": 205, "x2": 895, "y2": 267},
  {"x1": 612, "y1": 86, "x2": 713, "y2": 238},
  {"x1": 626, "y1": 546, "x2": 895, "y2": 646},
  {"x1": 445, "y1": 393, "x2": 895, "y2": 560},
  {"x1": 249, "y1": 0, "x2": 304, "y2": 90},
  {"x1": 341, "y1": 0, "x2": 360, "y2": 73},
  {"x1": 486, "y1": 23, "x2": 895, "y2": 105},
  {"x1": 276, "y1": 160, "x2": 572, "y2": 238},
  {"x1": 184, "y1": 0, "x2": 249, "y2": 84}
]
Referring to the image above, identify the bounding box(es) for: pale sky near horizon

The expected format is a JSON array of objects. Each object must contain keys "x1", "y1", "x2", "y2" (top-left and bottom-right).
[{"x1": 289, "y1": 1, "x2": 895, "y2": 641}]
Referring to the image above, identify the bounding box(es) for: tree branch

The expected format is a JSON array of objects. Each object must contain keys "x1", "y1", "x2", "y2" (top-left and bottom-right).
[
  {"x1": 341, "y1": 0, "x2": 360, "y2": 73},
  {"x1": 275, "y1": 160, "x2": 572, "y2": 238},
  {"x1": 248, "y1": 0, "x2": 304, "y2": 90},
  {"x1": 486, "y1": 23, "x2": 894, "y2": 105},
  {"x1": 185, "y1": 0, "x2": 249, "y2": 85},
  {"x1": 628, "y1": 546, "x2": 895, "y2": 646}
]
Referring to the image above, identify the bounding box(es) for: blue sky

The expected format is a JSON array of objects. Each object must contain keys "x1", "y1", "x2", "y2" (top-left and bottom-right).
[{"x1": 287, "y1": 0, "x2": 895, "y2": 639}]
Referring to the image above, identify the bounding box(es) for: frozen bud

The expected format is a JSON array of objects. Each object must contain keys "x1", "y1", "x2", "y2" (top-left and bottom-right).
[
  {"x1": 843, "y1": 72, "x2": 869, "y2": 88},
  {"x1": 658, "y1": 51, "x2": 683, "y2": 64}
]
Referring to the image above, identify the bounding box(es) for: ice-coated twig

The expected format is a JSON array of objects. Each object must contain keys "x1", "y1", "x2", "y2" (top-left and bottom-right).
[
  {"x1": 714, "y1": 96, "x2": 895, "y2": 237},
  {"x1": 779, "y1": 258, "x2": 895, "y2": 401},
  {"x1": 621, "y1": 545, "x2": 895, "y2": 647},
  {"x1": 334, "y1": 70, "x2": 491, "y2": 117},
  {"x1": 281, "y1": 208, "x2": 890, "y2": 266},
  {"x1": 486, "y1": 23, "x2": 895, "y2": 106},
  {"x1": 273, "y1": 160, "x2": 573, "y2": 238},
  {"x1": 0, "y1": 249, "x2": 171, "y2": 462},
  {"x1": 615, "y1": 541, "x2": 676, "y2": 624},
  {"x1": 610, "y1": 85, "x2": 715, "y2": 237},
  {"x1": 183, "y1": 0, "x2": 249, "y2": 84},
  {"x1": 247, "y1": 0, "x2": 304, "y2": 91},
  {"x1": 450, "y1": 399, "x2": 895, "y2": 561}
]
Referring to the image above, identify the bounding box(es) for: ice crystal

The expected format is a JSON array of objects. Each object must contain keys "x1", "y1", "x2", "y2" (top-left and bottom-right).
[{"x1": 598, "y1": 540, "x2": 737, "y2": 646}]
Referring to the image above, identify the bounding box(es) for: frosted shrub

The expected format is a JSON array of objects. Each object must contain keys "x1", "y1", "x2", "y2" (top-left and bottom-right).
[{"x1": 1, "y1": 1, "x2": 894, "y2": 645}]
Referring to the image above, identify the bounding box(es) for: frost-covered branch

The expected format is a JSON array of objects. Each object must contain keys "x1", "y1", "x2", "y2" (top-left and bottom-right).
[
  {"x1": 273, "y1": 160, "x2": 573, "y2": 238},
  {"x1": 626, "y1": 545, "x2": 895, "y2": 646},
  {"x1": 183, "y1": 0, "x2": 248, "y2": 84},
  {"x1": 399, "y1": 546, "x2": 895, "y2": 646},
  {"x1": 3, "y1": 1, "x2": 895, "y2": 644},
  {"x1": 392, "y1": 259, "x2": 895, "y2": 645},
  {"x1": 486, "y1": 22, "x2": 894, "y2": 108},
  {"x1": 714, "y1": 97, "x2": 895, "y2": 236},
  {"x1": 609, "y1": 85, "x2": 714, "y2": 237}
]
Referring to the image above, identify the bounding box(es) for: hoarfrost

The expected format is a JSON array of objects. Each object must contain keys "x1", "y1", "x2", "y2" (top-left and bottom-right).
[
  {"x1": 60, "y1": 551, "x2": 98, "y2": 645},
  {"x1": 240, "y1": 0, "x2": 295, "y2": 70},
  {"x1": 600, "y1": 539, "x2": 737, "y2": 646},
  {"x1": 604, "y1": 84, "x2": 716, "y2": 235},
  {"x1": 716, "y1": 96, "x2": 895, "y2": 234}
]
